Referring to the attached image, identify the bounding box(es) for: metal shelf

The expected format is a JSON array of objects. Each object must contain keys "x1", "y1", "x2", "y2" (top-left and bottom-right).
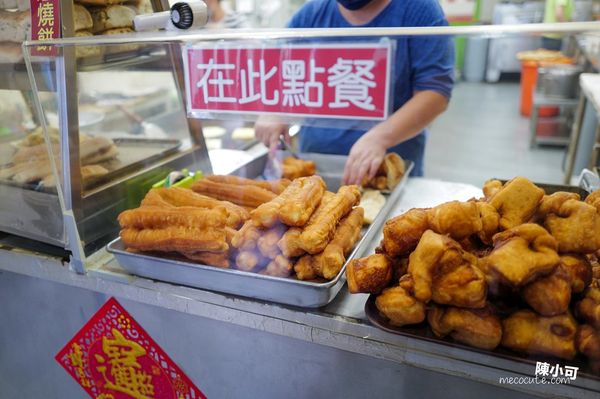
[{"x1": 532, "y1": 93, "x2": 580, "y2": 107}]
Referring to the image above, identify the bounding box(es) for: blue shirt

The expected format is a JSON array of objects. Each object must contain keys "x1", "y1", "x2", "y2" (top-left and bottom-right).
[{"x1": 288, "y1": 0, "x2": 454, "y2": 176}]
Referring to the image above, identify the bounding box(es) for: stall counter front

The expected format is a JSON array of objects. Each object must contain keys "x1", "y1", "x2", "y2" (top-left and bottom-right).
[{"x1": 1, "y1": 178, "x2": 598, "y2": 399}]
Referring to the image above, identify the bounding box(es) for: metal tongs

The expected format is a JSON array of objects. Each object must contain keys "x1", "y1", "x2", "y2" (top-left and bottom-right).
[
  {"x1": 279, "y1": 137, "x2": 300, "y2": 159},
  {"x1": 262, "y1": 137, "x2": 299, "y2": 180}
]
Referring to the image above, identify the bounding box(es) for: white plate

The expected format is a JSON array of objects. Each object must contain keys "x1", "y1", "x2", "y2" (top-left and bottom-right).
[{"x1": 209, "y1": 149, "x2": 253, "y2": 175}]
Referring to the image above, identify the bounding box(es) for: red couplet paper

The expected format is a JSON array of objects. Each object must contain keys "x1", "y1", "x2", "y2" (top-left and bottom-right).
[
  {"x1": 184, "y1": 43, "x2": 393, "y2": 121},
  {"x1": 56, "y1": 297, "x2": 206, "y2": 399}
]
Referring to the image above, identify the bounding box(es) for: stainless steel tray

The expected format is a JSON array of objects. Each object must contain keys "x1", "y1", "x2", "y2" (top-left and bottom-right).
[
  {"x1": 107, "y1": 157, "x2": 413, "y2": 307},
  {"x1": 364, "y1": 295, "x2": 600, "y2": 381},
  {"x1": 84, "y1": 137, "x2": 182, "y2": 191},
  {"x1": 0, "y1": 137, "x2": 183, "y2": 247},
  {"x1": 0, "y1": 137, "x2": 182, "y2": 192}
]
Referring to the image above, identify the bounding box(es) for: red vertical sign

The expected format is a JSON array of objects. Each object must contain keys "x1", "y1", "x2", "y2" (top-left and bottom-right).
[
  {"x1": 30, "y1": 0, "x2": 61, "y2": 55},
  {"x1": 56, "y1": 297, "x2": 206, "y2": 399}
]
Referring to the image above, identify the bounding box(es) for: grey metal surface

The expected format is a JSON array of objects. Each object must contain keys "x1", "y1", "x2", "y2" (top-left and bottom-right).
[
  {"x1": 574, "y1": 98, "x2": 599, "y2": 176},
  {"x1": 0, "y1": 183, "x2": 64, "y2": 246},
  {"x1": 0, "y1": 270, "x2": 541, "y2": 399},
  {"x1": 106, "y1": 159, "x2": 413, "y2": 307},
  {"x1": 0, "y1": 234, "x2": 596, "y2": 398}
]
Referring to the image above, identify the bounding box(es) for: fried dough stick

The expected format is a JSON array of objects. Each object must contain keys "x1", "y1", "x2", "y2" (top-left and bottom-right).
[
  {"x1": 192, "y1": 179, "x2": 276, "y2": 208},
  {"x1": 118, "y1": 206, "x2": 227, "y2": 230},
  {"x1": 279, "y1": 176, "x2": 326, "y2": 227},
  {"x1": 278, "y1": 191, "x2": 335, "y2": 258},
  {"x1": 142, "y1": 187, "x2": 249, "y2": 228},
  {"x1": 261, "y1": 255, "x2": 294, "y2": 277},
  {"x1": 204, "y1": 175, "x2": 291, "y2": 194},
  {"x1": 231, "y1": 220, "x2": 262, "y2": 251},
  {"x1": 298, "y1": 185, "x2": 361, "y2": 254},
  {"x1": 250, "y1": 179, "x2": 306, "y2": 228},
  {"x1": 235, "y1": 250, "x2": 269, "y2": 272},
  {"x1": 295, "y1": 207, "x2": 364, "y2": 280},
  {"x1": 257, "y1": 224, "x2": 288, "y2": 259},
  {"x1": 282, "y1": 157, "x2": 316, "y2": 180},
  {"x1": 121, "y1": 227, "x2": 228, "y2": 253}
]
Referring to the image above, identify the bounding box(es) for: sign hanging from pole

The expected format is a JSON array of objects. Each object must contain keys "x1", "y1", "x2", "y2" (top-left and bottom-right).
[{"x1": 183, "y1": 42, "x2": 393, "y2": 121}]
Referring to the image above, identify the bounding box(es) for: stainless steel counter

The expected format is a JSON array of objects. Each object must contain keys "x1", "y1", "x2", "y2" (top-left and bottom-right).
[{"x1": 1, "y1": 178, "x2": 597, "y2": 398}]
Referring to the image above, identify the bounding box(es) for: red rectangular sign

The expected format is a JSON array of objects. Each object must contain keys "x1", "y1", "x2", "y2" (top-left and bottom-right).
[
  {"x1": 56, "y1": 297, "x2": 205, "y2": 399},
  {"x1": 30, "y1": 0, "x2": 61, "y2": 55},
  {"x1": 184, "y1": 43, "x2": 392, "y2": 121}
]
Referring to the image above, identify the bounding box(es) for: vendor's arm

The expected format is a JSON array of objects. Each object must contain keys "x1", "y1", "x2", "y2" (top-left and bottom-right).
[
  {"x1": 254, "y1": 2, "x2": 315, "y2": 153},
  {"x1": 255, "y1": 117, "x2": 289, "y2": 154},
  {"x1": 344, "y1": 0, "x2": 454, "y2": 184},
  {"x1": 343, "y1": 90, "x2": 448, "y2": 185}
]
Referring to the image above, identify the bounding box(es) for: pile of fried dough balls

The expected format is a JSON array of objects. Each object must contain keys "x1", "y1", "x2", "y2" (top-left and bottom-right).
[{"x1": 346, "y1": 177, "x2": 600, "y2": 372}]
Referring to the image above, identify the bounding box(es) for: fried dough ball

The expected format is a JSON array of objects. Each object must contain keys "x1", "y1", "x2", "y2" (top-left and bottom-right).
[
  {"x1": 576, "y1": 324, "x2": 600, "y2": 360},
  {"x1": 346, "y1": 254, "x2": 393, "y2": 294},
  {"x1": 480, "y1": 224, "x2": 559, "y2": 289},
  {"x1": 375, "y1": 274, "x2": 426, "y2": 327},
  {"x1": 483, "y1": 179, "x2": 503, "y2": 200},
  {"x1": 585, "y1": 189, "x2": 600, "y2": 212},
  {"x1": 381, "y1": 208, "x2": 429, "y2": 257},
  {"x1": 535, "y1": 191, "x2": 600, "y2": 254},
  {"x1": 428, "y1": 304, "x2": 502, "y2": 350},
  {"x1": 431, "y1": 251, "x2": 487, "y2": 309},
  {"x1": 408, "y1": 230, "x2": 486, "y2": 308},
  {"x1": 426, "y1": 201, "x2": 482, "y2": 241},
  {"x1": 560, "y1": 254, "x2": 593, "y2": 294},
  {"x1": 576, "y1": 284, "x2": 600, "y2": 330},
  {"x1": 476, "y1": 202, "x2": 501, "y2": 245},
  {"x1": 501, "y1": 310, "x2": 577, "y2": 360},
  {"x1": 534, "y1": 192, "x2": 580, "y2": 221},
  {"x1": 522, "y1": 264, "x2": 571, "y2": 316},
  {"x1": 486, "y1": 177, "x2": 545, "y2": 230}
]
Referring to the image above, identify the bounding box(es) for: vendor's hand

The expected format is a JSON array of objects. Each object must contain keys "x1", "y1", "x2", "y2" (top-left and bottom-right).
[
  {"x1": 343, "y1": 129, "x2": 387, "y2": 185},
  {"x1": 255, "y1": 116, "x2": 290, "y2": 154}
]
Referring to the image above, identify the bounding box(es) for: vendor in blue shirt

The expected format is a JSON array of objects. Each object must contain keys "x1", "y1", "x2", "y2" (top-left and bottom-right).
[{"x1": 255, "y1": 0, "x2": 454, "y2": 184}]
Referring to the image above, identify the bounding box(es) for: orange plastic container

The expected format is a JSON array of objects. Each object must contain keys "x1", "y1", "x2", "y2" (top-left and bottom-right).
[{"x1": 520, "y1": 61, "x2": 559, "y2": 117}]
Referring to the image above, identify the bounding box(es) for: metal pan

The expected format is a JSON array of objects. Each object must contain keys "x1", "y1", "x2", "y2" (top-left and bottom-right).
[
  {"x1": 107, "y1": 159, "x2": 414, "y2": 308},
  {"x1": 0, "y1": 137, "x2": 181, "y2": 193},
  {"x1": 83, "y1": 137, "x2": 182, "y2": 191},
  {"x1": 364, "y1": 295, "x2": 600, "y2": 381},
  {"x1": 363, "y1": 179, "x2": 599, "y2": 381}
]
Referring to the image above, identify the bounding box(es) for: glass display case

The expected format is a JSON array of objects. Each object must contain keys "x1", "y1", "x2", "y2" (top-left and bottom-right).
[
  {"x1": 13, "y1": 21, "x2": 599, "y2": 261},
  {"x1": 25, "y1": 42, "x2": 213, "y2": 270}
]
